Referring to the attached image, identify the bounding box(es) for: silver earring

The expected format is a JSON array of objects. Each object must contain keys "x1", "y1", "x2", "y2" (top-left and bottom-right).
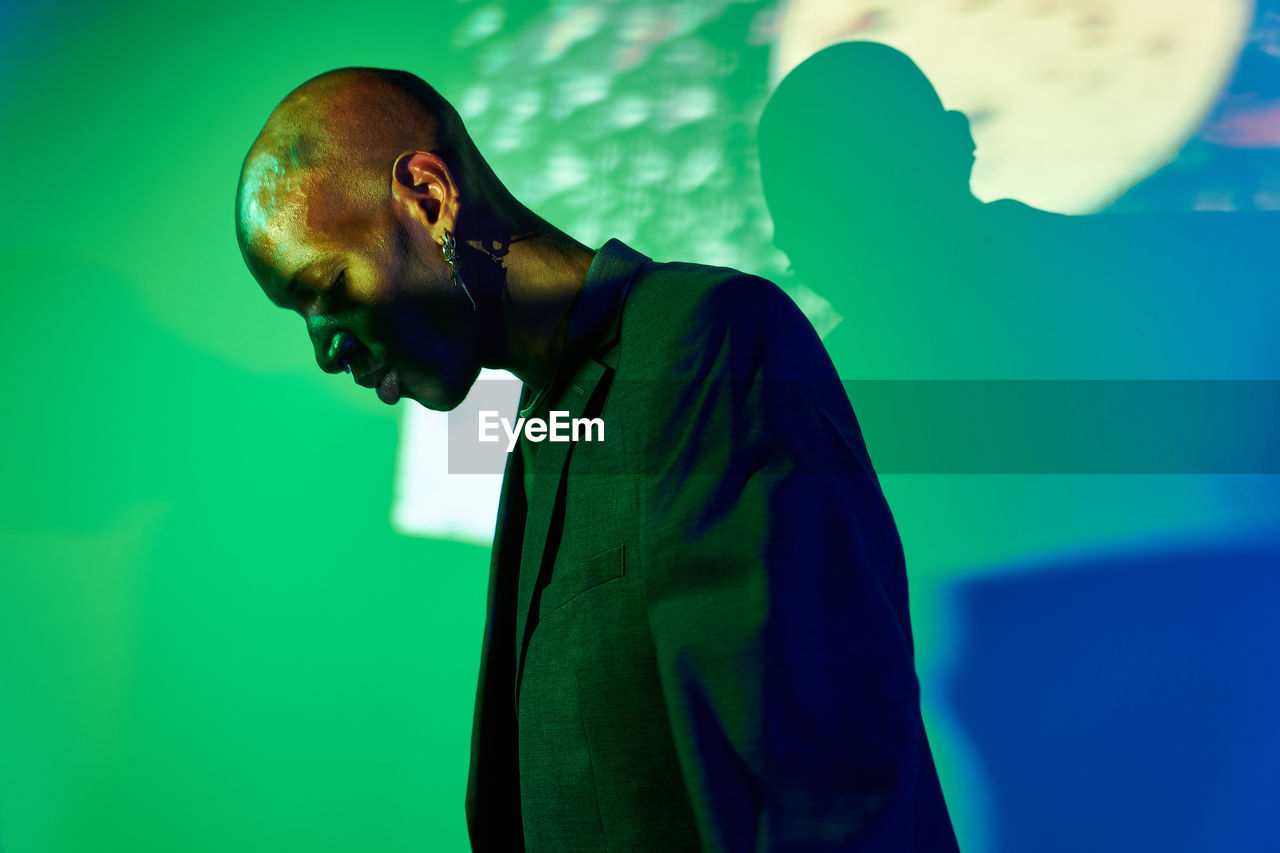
[{"x1": 442, "y1": 230, "x2": 477, "y2": 313}]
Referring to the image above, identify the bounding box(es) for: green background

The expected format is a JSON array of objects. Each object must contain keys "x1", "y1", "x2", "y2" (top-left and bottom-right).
[
  {"x1": 3, "y1": 1, "x2": 1276, "y2": 851},
  {"x1": 2, "y1": 3, "x2": 484, "y2": 850}
]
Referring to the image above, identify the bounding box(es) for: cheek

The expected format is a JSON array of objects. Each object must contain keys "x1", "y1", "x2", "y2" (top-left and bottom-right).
[
  {"x1": 397, "y1": 297, "x2": 481, "y2": 378},
  {"x1": 351, "y1": 223, "x2": 476, "y2": 363},
  {"x1": 346, "y1": 257, "x2": 396, "y2": 306}
]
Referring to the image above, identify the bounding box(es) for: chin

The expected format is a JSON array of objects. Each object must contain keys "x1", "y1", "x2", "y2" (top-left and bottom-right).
[{"x1": 404, "y1": 366, "x2": 479, "y2": 412}]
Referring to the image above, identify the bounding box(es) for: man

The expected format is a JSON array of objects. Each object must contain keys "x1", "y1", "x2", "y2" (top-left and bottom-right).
[{"x1": 236, "y1": 67, "x2": 958, "y2": 851}]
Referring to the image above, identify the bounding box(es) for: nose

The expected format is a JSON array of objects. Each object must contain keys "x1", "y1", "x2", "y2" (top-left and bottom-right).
[{"x1": 305, "y1": 313, "x2": 349, "y2": 373}]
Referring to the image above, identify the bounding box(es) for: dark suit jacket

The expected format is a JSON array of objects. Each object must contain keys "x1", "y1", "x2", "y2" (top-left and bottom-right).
[{"x1": 466, "y1": 240, "x2": 958, "y2": 851}]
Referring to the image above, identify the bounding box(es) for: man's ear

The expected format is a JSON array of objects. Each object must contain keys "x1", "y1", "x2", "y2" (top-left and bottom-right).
[{"x1": 391, "y1": 151, "x2": 459, "y2": 238}]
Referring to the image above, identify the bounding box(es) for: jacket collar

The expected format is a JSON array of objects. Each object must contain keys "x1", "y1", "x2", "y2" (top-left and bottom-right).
[{"x1": 558, "y1": 237, "x2": 648, "y2": 373}]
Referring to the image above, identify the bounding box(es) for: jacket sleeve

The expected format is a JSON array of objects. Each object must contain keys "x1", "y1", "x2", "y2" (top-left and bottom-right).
[{"x1": 632, "y1": 275, "x2": 932, "y2": 851}]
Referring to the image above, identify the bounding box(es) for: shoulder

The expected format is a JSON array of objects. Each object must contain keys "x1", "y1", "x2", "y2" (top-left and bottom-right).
[
  {"x1": 625, "y1": 258, "x2": 795, "y2": 323},
  {"x1": 607, "y1": 258, "x2": 879, "y2": 486},
  {"x1": 617, "y1": 258, "x2": 828, "y2": 378}
]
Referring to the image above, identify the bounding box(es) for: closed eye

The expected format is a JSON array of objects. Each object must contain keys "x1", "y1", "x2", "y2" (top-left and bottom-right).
[{"x1": 317, "y1": 269, "x2": 347, "y2": 306}]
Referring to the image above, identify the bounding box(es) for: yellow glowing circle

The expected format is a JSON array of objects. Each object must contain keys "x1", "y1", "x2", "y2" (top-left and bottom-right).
[{"x1": 772, "y1": 0, "x2": 1253, "y2": 213}]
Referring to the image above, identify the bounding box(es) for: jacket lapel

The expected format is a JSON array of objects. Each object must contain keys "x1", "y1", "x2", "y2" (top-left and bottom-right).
[
  {"x1": 512, "y1": 354, "x2": 611, "y2": 702},
  {"x1": 509, "y1": 240, "x2": 649, "y2": 702}
]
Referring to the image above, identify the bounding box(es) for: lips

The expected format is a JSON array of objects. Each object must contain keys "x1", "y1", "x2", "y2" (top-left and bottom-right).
[
  {"x1": 351, "y1": 364, "x2": 400, "y2": 404},
  {"x1": 376, "y1": 368, "x2": 400, "y2": 404}
]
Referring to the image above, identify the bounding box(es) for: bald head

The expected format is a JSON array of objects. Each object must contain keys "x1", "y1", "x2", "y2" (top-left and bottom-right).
[
  {"x1": 233, "y1": 68, "x2": 596, "y2": 408},
  {"x1": 235, "y1": 67, "x2": 521, "y2": 285}
]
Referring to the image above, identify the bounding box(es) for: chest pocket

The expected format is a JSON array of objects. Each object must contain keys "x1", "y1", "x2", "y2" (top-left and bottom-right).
[{"x1": 539, "y1": 544, "x2": 626, "y2": 620}]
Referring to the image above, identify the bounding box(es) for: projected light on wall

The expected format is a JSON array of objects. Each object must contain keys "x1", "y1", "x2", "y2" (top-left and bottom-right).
[
  {"x1": 772, "y1": 0, "x2": 1253, "y2": 214},
  {"x1": 392, "y1": 0, "x2": 1269, "y2": 543}
]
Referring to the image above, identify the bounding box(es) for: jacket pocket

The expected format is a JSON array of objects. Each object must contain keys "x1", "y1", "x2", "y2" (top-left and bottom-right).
[{"x1": 540, "y1": 544, "x2": 626, "y2": 618}]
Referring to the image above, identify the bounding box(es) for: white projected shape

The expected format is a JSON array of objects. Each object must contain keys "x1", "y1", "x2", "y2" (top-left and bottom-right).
[
  {"x1": 772, "y1": 0, "x2": 1252, "y2": 213},
  {"x1": 392, "y1": 368, "x2": 520, "y2": 544}
]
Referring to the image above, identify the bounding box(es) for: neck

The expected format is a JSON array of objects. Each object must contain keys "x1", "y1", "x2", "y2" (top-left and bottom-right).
[{"x1": 467, "y1": 214, "x2": 596, "y2": 388}]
